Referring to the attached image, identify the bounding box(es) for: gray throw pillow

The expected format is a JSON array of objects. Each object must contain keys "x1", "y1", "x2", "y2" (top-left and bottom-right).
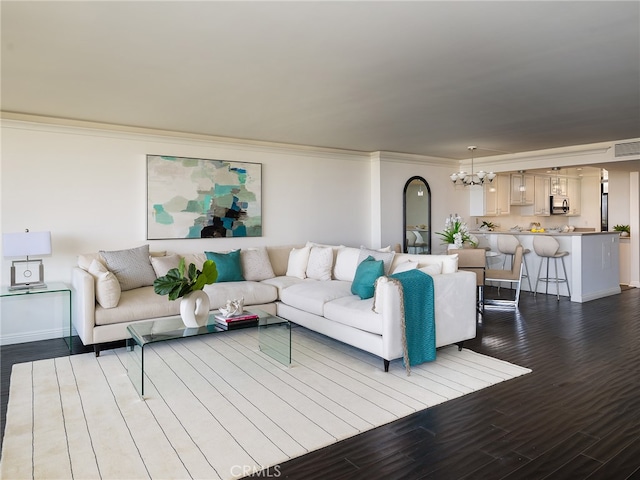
[{"x1": 100, "y1": 245, "x2": 157, "y2": 291}]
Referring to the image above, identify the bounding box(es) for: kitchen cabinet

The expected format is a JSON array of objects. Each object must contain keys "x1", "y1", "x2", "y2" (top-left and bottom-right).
[
  {"x1": 470, "y1": 174, "x2": 510, "y2": 216},
  {"x1": 533, "y1": 176, "x2": 551, "y2": 216},
  {"x1": 566, "y1": 177, "x2": 581, "y2": 216},
  {"x1": 551, "y1": 176, "x2": 568, "y2": 196},
  {"x1": 511, "y1": 173, "x2": 535, "y2": 205}
]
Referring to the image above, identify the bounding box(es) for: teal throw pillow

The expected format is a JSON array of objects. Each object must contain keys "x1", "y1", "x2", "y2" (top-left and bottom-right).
[
  {"x1": 204, "y1": 250, "x2": 244, "y2": 282},
  {"x1": 351, "y1": 256, "x2": 384, "y2": 300}
]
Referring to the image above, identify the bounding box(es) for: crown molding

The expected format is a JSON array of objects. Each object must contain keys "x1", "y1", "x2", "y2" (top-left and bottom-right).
[
  {"x1": 458, "y1": 143, "x2": 617, "y2": 172},
  {"x1": 371, "y1": 150, "x2": 455, "y2": 167},
  {"x1": 0, "y1": 112, "x2": 371, "y2": 163}
]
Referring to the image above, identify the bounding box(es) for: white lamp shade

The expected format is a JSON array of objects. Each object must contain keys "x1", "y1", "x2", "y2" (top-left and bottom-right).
[{"x1": 2, "y1": 231, "x2": 52, "y2": 257}]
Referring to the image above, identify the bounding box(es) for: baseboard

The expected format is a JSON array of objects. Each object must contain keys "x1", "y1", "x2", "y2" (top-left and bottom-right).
[
  {"x1": 0, "y1": 327, "x2": 71, "y2": 346},
  {"x1": 572, "y1": 286, "x2": 623, "y2": 303}
]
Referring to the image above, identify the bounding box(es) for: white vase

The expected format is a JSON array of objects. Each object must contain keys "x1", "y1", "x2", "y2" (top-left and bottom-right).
[
  {"x1": 180, "y1": 290, "x2": 210, "y2": 328},
  {"x1": 447, "y1": 244, "x2": 460, "y2": 250}
]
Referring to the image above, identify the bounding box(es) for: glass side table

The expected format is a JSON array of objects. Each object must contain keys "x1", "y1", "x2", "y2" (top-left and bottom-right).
[{"x1": 0, "y1": 282, "x2": 73, "y2": 352}]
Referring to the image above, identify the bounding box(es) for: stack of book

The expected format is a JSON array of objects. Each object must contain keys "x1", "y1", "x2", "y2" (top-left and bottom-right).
[{"x1": 215, "y1": 312, "x2": 259, "y2": 330}]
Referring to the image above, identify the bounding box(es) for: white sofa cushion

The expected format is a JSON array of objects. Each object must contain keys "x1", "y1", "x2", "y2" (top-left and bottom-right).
[
  {"x1": 88, "y1": 259, "x2": 121, "y2": 309},
  {"x1": 95, "y1": 286, "x2": 180, "y2": 326},
  {"x1": 183, "y1": 253, "x2": 208, "y2": 271},
  {"x1": 323, "y1": 296, "x2": 382, "y2": 335},
  {"x1": 357, "y1": 247, "x2": 395, "y2": 274},
  {"x1": 389, "y1": 253, "x2": 458, "y2": 274},
  {"x1": 94, "y1": 280, "x2": 278, "y2": 326},
  {"x1": 306, "y1": 246, "x2": 333, "y2": 281},
  {"x1": 202, "y1": 281, "x2": 278, "y2": 309},
  {"x1": 279, "y1": 280, "x2": 352, "y2": 316},
  {"x1": 333, "y1": 247, "x2": 361, "y2": 282},
  {"x1": 286, "y1": 246, "x2": 311, "y2": 279},
  {"x1": 261, "y1": 276, "x2": 305, "y2": 297},
  {"x1": 150, "y1": 253, "x2": 181, "y2": 278},
  {"x1": 391, "y1": 259, "x2": 419, "y2": 274},
  {"x1": 78, "y1": 252, "x2": 104, "y2": 271},
  {"x1": 419, "y1": 264, "x2": 442, "y2": 276}
]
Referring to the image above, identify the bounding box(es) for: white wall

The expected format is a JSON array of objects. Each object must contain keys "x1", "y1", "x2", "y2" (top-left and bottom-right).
[
  {"x1": 608, "y1": 170, "x2": 631, "y2": 230},
  {"x1": 376, "y1": 153, "x2": 470, "y2": 254},
  {"x1": 1, "y1": 120, "x2": 377, "y2": 287},
  {"x1": 578, "y1": 172, "x2": 602, "y2": 230}
]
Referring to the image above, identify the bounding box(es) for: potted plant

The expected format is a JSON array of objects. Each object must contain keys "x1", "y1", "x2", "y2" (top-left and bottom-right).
[
  {"x1": 436, "y1": 214, "x2": 476, "y2": 249},
  {"x1": 154, "y1": 258, "x2": 218, "y2": 327},
  {"x1": 480, "y1": 221, "x2": 496, "y2": 232},
  {"x1": 613, "y1": 225, "x2": 630, "y2": 237}
]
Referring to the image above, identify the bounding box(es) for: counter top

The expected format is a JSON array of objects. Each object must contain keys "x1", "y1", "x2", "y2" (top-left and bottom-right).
[{"x1": 470, "y1": 230, "x2": 617, "y2": 236}]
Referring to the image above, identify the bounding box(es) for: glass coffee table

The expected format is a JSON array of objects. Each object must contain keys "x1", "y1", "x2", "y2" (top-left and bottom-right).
[{"x1": 126, "y1": 309, "x2": 290, "y2": 397}]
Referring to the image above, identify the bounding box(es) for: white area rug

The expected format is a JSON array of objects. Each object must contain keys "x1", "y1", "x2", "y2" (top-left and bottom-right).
[{"x1": 1, "y1": 327, "x2": 531, "y2": 479}]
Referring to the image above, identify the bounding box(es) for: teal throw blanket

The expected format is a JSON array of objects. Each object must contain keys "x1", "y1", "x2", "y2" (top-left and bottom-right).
[{"x1": 390, "y1": 269, "x2": 436, "y2": 369}]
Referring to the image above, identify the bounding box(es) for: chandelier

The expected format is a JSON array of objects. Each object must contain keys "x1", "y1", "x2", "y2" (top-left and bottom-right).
[{"x1": 450, "y1": 146, "x2": 496, "y2": 186}]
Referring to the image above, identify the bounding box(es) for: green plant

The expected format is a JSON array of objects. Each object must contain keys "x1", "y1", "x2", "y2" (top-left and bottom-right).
[
  {"x1": 153, "y1": 258, "x2": 218, "y2": 300},
  {"x1": 613, "y1": 225, "x2": 630, "y2": 234},
  {"x1": 481, "y1": 221, "x2": 496, "y2": 229}
]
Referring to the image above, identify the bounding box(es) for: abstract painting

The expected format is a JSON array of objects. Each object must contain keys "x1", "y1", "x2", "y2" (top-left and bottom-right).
[{"x1": 147, "y1": 155, "x2": 262, "y2": 239}]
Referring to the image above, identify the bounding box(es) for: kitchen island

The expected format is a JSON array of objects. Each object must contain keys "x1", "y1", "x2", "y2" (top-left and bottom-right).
[{"x1": 470, "y1": 231, "x2": 621, "y2": 303}]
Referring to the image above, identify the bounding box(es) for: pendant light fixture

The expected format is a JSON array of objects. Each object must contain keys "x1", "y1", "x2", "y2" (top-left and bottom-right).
[{"x1": 450, "y1": 146, "x2": 496, "y2": 186}]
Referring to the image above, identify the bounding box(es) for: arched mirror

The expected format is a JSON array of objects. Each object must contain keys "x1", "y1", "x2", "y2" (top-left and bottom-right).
[{"x1": 403, "y1": 176, "x2": 431, "y2": 254}]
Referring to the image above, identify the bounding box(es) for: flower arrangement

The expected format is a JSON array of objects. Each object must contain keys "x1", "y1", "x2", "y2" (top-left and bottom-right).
[{"x1": 436, "y1": 214, "x2": 477, "y2": 248}]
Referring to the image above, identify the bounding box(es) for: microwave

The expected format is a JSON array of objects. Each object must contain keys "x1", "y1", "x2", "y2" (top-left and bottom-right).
[{"x1": 550, "y1": 195, "x2": 570, "y2": 214}]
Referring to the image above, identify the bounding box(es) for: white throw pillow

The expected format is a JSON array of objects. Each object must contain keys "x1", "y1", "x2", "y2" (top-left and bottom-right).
[
  {"x1": 240, "y1": 247, "x2": 276, "y2": 281},
  {"x1": 442, "y1": 254, "x2": 458, "y2": 273},
  {"x1": 419, "y1": 264, "x2": 442, "y2": 276},
  {"x1": 286, "y1": 246, "x2": 311, "y2": 279},
  {"x1": 150, "y1": 254, "x2": 182, "y2": 278},
  {"x1": 77, "y1": 253, "x2": 103, "y2": 271},
  {"x1": 333, "y1": 247, "x2": 361, "y2": 282},
  {"x1": 392, "y1": 260, "x2": 419, "y2": 274},
  {"x1": 358, "y1": 247, "x2": 395, "y2": 275},
  {"x1": 306, "y1": 246, "x2": 333, "y2": 281},
  {"x1": 88, "y1": 259, "x2": 121, "y2": 309},
  {"x1": 416, "y1": 254, "x2": 458, "y2": 274}
]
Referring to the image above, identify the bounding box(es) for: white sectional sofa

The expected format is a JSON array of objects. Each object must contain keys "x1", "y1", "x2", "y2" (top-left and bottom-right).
[{"x1": 72, "y1": 243, "x2": 477, "y2": 369}]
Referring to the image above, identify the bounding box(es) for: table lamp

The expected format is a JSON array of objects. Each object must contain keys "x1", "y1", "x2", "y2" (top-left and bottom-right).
[{"x1": 2, "y1": 229, "x2": 52, "y2": 290}]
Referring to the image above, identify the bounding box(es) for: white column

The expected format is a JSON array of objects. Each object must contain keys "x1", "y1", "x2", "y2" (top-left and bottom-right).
[{"x1": 630, "y1": 172, "x2": 640, "y2": 288}]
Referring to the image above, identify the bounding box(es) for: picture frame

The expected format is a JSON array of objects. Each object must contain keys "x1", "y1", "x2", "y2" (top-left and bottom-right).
[
  {"x1": 10, "y1": 259, "x2": 46, "y2": 289},
  {"x1": 147, "y1": 155, "x2": 262, "y2": 239}
]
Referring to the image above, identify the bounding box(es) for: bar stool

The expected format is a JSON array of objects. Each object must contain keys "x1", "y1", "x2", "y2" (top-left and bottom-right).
[
  {"x1": 533, "y1": 236, "x2": 570, "y2": 300},
  {"x1": 497, "y1": 235, "x2": 532, "y2": 291}
]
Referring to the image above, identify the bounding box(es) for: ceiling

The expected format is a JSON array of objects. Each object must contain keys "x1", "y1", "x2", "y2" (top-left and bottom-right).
[{"x1": 2, "y1": 1, "x2": 639, "y2": 161}]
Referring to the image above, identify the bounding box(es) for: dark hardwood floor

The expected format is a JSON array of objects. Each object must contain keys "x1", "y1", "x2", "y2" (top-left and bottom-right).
[{"x1": 1, "y1": 287, "x2": 639, "y2": 479}]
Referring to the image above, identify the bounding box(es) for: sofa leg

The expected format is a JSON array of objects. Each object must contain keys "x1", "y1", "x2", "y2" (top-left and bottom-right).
[
  {"x1": 383, "y1": 359, "x2": 390, "y2": 372},
  {"x1": 94, "y1": 344, "x2": 101, "y2": 357},
  {"x1": 456, "y1": 341, "x2": 464, "y2": 351}
]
